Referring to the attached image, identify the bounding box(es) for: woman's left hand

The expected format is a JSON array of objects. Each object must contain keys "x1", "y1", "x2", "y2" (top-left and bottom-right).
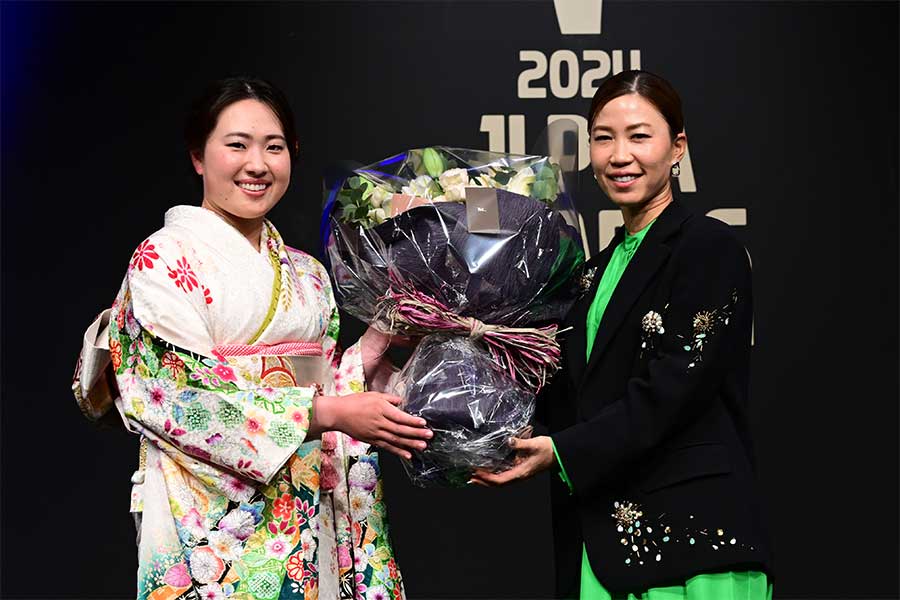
[
  {"x1": 360, "y1": 326, "x2": 419, "y2": 358},
  {"x1": 360, "y1": 326, "x2": 419, "y2": 390},
  {"x1": 469, "y1": 435, "x2": 555, "y2": 486}
]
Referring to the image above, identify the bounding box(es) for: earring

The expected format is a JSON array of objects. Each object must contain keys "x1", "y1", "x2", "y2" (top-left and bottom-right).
[
  {"x1": 671, "y1": 162, "x2": 681, "y2": 177},
  {"x1": 592, "y1": 172, "x2": 598, "y2": 181}
]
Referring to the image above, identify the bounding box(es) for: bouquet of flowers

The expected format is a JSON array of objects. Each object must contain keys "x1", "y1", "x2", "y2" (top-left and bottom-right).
[{"x1": 321, "y1": 147, "x2": 585, "y2": 486}]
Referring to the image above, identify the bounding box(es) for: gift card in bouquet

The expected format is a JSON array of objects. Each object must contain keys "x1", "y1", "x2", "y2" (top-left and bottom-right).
[{"x1": 465, "y1": 187, "x2": 501, "y2": 234}]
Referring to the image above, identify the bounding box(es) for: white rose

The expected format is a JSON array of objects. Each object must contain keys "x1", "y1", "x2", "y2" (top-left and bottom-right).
[
  {"x1": 366, "y1": 208, "x2": 387, "y2": 224},
  {"x1": 439, "y1": 168, "x2": 469, "y2": 201},
  {"x1": 506, "y1": 167, "x2": 536, "y2": 196},
  {"x1": 370, "y1": 186, "x2": 393, "y2": 208},
  {"x1": 401, "y1": 175, "x2": 435, "y2": 199},
  {"x1": 444, "y1": 187, "x2": 466, "y2": 201}
]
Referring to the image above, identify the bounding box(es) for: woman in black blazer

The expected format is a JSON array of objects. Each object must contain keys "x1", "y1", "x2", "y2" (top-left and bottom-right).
[{"x1": 473, "y1": 70, "x2": 772, "y2": 599}]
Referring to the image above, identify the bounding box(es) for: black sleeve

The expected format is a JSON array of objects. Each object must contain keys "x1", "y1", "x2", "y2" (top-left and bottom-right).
[
  {"x1": 551, "y1": 224, "x2": 751, "y2": 496},
  {"x1": 534, "y1": 350, "x2": 573, "y2": 430}
]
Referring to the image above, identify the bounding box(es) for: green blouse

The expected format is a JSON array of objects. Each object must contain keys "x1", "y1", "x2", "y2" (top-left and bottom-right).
[
  {"x1": 584, "y1": 223, "x2": 653, "y2": 359},
  {"x1": 550, "y1": 220, "x2": 770, "y2": 599}
]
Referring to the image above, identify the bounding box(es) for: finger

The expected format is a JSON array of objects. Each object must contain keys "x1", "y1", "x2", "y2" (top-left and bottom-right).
[
  {"x1": 509, "y1": 437, "x2": 539, "y2": 451},
  {"x1": 467, "y1": 477, "x2": 491, "y2": 487},
  {"x1": 471, "y1": 471, "x2": 512, "y2": 485},
  {"x1": 508, "y1": 437, "x2": 531, "y2": 450},
  {"x1": 373, "y1": 440, "x2": 412, "y2": 461},
  {"x1": 471, "y1": 465, "x2": 525, "y2": 486},
  {"x1": 380, "y1": 394, "x2": 404, "y2": 406},
  {"x1": 377, "y1": 429, "x2": 426, "y2": 452},
  {"x1": 391, "y1": 335, "x2": 419, "y2": 349},
  {"x1": 383, "y1": 404, "x2": 428, "y2": 428},
  {"x1": 388, "y1": 423, "x2": 434, "y2": 441},
  {"x1": 384, "y1": 436, "x2": 427, "y2": 452}
]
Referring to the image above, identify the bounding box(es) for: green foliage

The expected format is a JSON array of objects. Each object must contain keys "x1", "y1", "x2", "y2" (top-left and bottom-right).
[
  {"x1": 332, "y1": 150, "x2": 566, "y2": 226},
  {"x1": 491, "y1": 167, "x2": 516, "y2": 185},
  {"x1": 336, "y1": 174, "x2": 380, "y2": 227},
  {"x1": 530, "y1": 162, "x2": 561, "y2": 202}
]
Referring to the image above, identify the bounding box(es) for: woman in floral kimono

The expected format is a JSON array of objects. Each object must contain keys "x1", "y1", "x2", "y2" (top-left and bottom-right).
[{"x1": 73, "y1": 77, "x2": 431, "y2": 600}]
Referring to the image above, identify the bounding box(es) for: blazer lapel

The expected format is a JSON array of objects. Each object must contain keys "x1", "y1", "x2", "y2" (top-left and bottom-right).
[
  {"x1": 579, "y1": 201, "x2": 692, "y2": 390},
  {"x1": 564, "y1": 232, "x2": 622, "y2": 385}
]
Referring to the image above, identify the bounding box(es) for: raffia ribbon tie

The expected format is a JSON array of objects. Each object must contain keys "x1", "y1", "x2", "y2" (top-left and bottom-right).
[
  {"x1": 467, "y1": 317, "x2": 491, "y2": 341},
  {"x1": 375, "y1": 280, "x2": 564, "y2": 392}
]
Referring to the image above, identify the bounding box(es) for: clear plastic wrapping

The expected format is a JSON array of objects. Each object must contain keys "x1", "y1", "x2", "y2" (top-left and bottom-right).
[
  {"x1": 321, "y1": 147, "x2": 585, "y2": 487},
  {"x1": 392, "y1": 335, "x2": 535, "y2": 487},
  {"x1": 323, "y1": 148, "x2": 584, "y2": 329}
]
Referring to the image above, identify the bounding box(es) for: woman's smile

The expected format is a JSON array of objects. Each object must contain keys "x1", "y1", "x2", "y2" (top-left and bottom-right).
[{"x1": 235, "y1": 178, "x2": 272, "y2": 196}]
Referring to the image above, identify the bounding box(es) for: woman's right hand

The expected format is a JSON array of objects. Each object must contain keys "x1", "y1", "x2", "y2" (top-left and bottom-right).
[{"x1": 311, "y1": 392, "x2": 432, "y2": 459}]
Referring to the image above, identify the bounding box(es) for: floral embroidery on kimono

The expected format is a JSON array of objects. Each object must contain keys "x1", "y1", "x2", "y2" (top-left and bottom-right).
[{"x1": 105, "y1": 206, "x2": 404, "y2": 600}]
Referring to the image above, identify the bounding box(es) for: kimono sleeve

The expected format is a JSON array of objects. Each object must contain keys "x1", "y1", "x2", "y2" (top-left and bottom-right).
[
  {"x1": 552, "y1": 224, "x2": 752, "y2": 496},
  {"x1": 111, "y1": 235, "x2": 319, "y2": 489},
  {"x1": 314, "y1": 255, "x2": 366, "y2": 396},
  {"x1": 311, "y1": 258, "x2": 405, "y2": 594},
  {"x1": 72, "y1": 308, "x2": 120, "y2": 422}
]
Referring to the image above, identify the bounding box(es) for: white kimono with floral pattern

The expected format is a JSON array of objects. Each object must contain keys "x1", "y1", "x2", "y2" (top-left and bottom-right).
[{"x1": 101, "y1": 206, "x2": 403, "y2": 600}]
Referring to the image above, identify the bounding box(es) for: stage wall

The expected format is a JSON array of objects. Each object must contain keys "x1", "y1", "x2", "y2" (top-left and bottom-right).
[{"x1": 1, "y1": 1, "x2": 898, "y2": 598}]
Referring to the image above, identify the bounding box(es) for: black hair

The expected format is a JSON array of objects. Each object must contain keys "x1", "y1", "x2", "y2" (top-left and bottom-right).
[
  {"x1": 184, "y1": 76, "x2": 299, "y2": 163},
  {"x1": 588, "y1": 70, "x2": 684, "y2": 139}
]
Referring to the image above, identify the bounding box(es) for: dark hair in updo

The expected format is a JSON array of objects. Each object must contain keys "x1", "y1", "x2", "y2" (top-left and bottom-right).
[
  {"x1": 588, "y1": 70, "x2": 684, "y2": 140},
  {"x1": 184, "y1": 76, "x2": 299, "y2": 162}
]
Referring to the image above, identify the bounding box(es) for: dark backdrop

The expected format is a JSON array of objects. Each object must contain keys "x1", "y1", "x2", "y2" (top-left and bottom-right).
[{"x1": 2, "y1": 1, "x2": 898, "y2": 598}]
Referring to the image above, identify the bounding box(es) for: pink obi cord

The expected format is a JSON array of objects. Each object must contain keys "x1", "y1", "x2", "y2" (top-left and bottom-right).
[{"x1": 212, "y1": 341, "x2": 323, "y2": 358}]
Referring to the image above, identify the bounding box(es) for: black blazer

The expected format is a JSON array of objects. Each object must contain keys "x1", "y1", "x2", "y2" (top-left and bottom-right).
[{"x1": 544, "y1": 200, "x2": 772, "y2": 595}]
